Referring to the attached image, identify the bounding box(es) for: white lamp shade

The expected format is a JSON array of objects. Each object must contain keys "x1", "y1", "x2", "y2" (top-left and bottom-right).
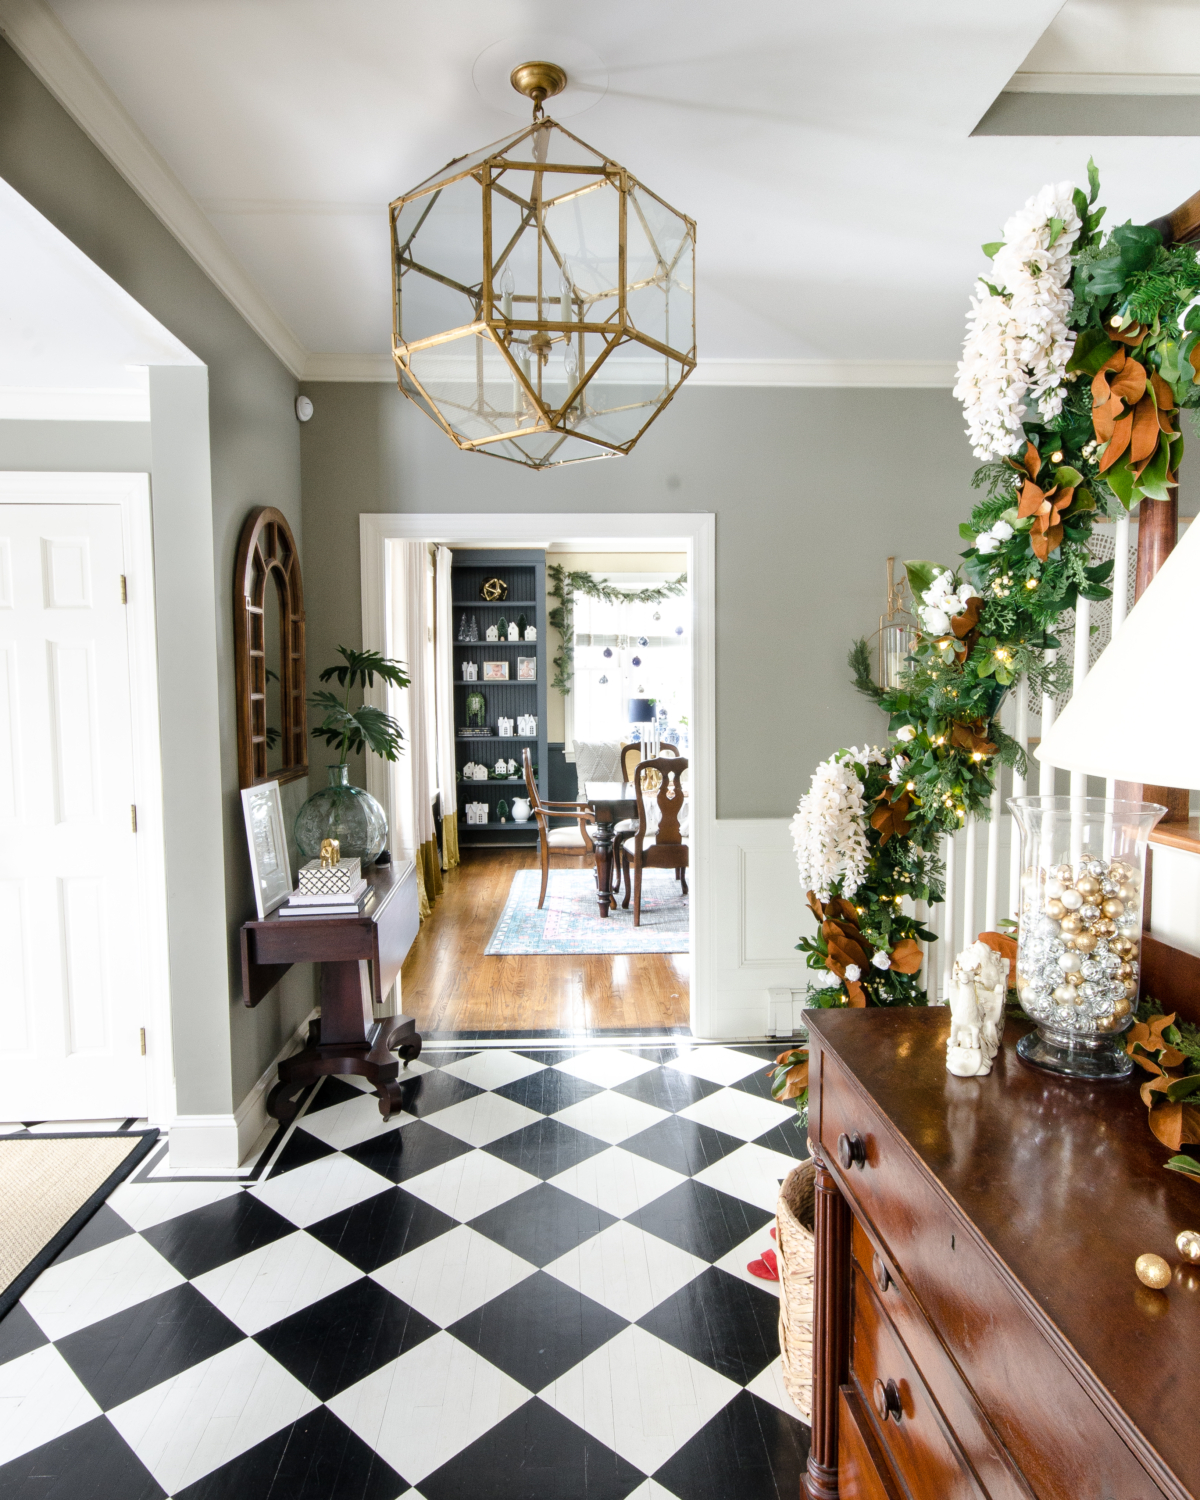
[{"x1": 1035, "y1": 515, "x2": 1200, "y2": 788}]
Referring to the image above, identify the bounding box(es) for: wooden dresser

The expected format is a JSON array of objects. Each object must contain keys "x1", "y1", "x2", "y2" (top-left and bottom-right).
[{"x1": 804, "y1": 1007, "x2": 1200, "y2": 1500}]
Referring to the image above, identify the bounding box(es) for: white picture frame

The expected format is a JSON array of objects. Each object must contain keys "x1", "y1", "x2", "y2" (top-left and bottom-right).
[
  {"x1": 241, "y1": 780, "x2": 293, "y2": 919},
  {"x1": 517, "y1": 657, "x2": 537, "y2": 682}
]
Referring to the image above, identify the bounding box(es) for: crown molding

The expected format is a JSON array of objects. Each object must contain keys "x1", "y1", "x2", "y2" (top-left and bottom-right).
[
  {"x1": 301, "y1": 352, "x2": 958, "y2": 388},
  {"x1": 0, "y1": 0, "x2": 307, "y2": 378}
]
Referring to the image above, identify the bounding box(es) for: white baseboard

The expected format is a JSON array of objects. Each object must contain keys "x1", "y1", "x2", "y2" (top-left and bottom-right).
[{"x1": 167, "y1": 1007, "x2": 318, "y2": 1171}]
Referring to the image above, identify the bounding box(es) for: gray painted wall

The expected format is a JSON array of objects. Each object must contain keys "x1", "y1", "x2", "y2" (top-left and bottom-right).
[
  {"x1": 0, "y1": 39, "x2": 312, "y2": 1108},
  {"x1": 298, "y1": 381, "x2": 985, "y2": 818}
]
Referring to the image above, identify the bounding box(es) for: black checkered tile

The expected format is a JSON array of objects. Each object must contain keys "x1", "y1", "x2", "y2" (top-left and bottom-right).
[{"x1": 0, "y1": 1044, "x2": 809, "y2": 1499}]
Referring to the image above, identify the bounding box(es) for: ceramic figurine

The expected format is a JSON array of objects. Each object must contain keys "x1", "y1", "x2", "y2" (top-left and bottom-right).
[
  {"x1": 507, "y1": 621, "x2": 520, "y2": 642},
  {"x1": 524, "y1": 624, "x2": 537, "y2": 641},
  {"x1": 946, "y1": 940, "x2": 1009, "y2": 1077},
  {"x1": 485, "y1": 624, "x2": 499, "y2": 642},
  {"x1": 498, "y1": 716, "x2": 514, "y2": 737}
]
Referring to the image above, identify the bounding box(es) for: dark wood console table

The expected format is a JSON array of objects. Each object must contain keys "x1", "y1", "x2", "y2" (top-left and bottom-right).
[
  {"x1": 240, "y1": 863, "x2": 422, "y2": 1123},
  {"x1": 805, "y1": 1006, "x2": 1199, "y2": 1500}
]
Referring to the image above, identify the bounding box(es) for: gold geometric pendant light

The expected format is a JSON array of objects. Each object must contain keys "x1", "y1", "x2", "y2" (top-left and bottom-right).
[{"x1": 389, "y1": 62, "x2": 696, "y2": 469}]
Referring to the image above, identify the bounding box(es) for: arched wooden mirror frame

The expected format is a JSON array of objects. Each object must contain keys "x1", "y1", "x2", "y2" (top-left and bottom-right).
[{"x1": 235, "y1": 507, "x2": 307, "y2": 788}]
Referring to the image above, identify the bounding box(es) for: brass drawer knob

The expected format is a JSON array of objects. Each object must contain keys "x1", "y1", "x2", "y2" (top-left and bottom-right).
[
  {"x1": 838, "y1": 1131, "x2": 867, "y2": 1170},
  {"x1": 872, "y1": 1251, "x2": 892, "y2": 1293},
  {"x1": 873, "y1": 1377, "x2": 903, "y2": 1424}
]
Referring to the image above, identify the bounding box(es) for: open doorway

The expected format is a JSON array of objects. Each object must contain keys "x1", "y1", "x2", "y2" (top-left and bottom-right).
[{"x1": 360, "y1": 514, "x2": 714, "y2": 1038}]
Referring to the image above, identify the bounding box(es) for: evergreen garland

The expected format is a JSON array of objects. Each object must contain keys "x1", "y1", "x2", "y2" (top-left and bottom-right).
[
  {"x1": 547, "y1": 564, "x2": 688, "y2": 694},
  {"x1": 794, "y1": 163, "x2": 1200, "y2": 1010}
]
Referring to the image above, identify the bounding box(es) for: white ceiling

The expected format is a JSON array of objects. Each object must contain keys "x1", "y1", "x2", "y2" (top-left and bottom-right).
[{"x1": 7, "y1": 0, "x2": 1200, "y2": 381}]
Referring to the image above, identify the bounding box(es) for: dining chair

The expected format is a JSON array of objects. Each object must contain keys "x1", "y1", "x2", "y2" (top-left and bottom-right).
[
  {"x1": 619, "y1": 740, "x2": 679, "y2": 783},
  {"x1": 614, "y1": 741, "x2": 680, "y2": 880},
  {"x1": 620, "y1": 756, "x2": 689, "y2": 926},
  {"x1": 523, "y1": 748, "x2": 597, "y2": 909}
]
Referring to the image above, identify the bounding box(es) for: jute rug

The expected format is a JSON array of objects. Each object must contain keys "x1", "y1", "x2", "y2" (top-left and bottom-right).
[
  {"x1": 0, "y1": 1130, "x2": 159, "y2": 1319},
  {"x1": 486, "y1": 868, "x2": 689, "y2": 955}
]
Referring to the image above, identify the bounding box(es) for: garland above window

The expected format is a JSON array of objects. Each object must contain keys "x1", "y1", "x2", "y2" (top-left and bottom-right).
[{"x1": 547, "y1": 564, "x2": 688, "y2": 694}]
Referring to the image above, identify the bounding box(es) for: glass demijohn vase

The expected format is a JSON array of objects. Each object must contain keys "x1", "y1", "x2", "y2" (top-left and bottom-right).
[
  {"x1": 1008, "y1": 796, "x2": 1165, "y2": 1080},
  {"x1": 295, "y1": 764, "x2": 388, "y2": 867}
]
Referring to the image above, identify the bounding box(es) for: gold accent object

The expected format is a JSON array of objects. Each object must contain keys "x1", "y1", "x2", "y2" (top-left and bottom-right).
[
  {"x1": 480, "y1": 577, "x2": 508, "y2": 602},
  {"x1": 872, "y1": 558, "x2": 918, "y2": 691},
  {"x1": 389, "y1": 59, "x2": 696, "y2": 470},
  {"x1": 320, "y1": 838, "x2": 341, "y2": 869},
  {"x1": 1135, "y1": 1253, "x2": 1171, "y2": 1289},
  {"x1": 1177, "y1": 1229, "x2": 1200, "y2": 1263}
]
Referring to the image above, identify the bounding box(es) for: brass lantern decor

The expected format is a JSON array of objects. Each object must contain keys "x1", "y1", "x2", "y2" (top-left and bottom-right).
[{"x1": 389, "y1": 61, "x2": 696, "y2": 469}]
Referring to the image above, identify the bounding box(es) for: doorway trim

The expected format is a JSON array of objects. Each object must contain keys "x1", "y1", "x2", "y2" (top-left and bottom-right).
[
  {"x1": 360, "y1": 511, "x2": 715, "y2": 1036},
  {"x1": 0, "y1": 472, "x2": 174, "y2": 1124}
]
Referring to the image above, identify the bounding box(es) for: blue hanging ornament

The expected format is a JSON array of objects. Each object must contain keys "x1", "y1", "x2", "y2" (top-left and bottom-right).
[
  {"x1": 603, "y1": 647, "x2": 613, "y2": 658},
  {"x1": 598, "y1": 674, "x2": 608, "y2": 684},
  {"x1": 638, "y1": 636, "x2": 648, "y2": 647},
  {"x1": 675, "y1": 626, "x2": 683, "y2": 636},
  {"x1": 631, "y1": 655, "x2": 641, "y2": 667}
]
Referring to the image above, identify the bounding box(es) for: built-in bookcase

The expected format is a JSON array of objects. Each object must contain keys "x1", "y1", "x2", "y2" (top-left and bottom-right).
[{"x1": 451, "y1": 548, "x2": 548, "y2": 846}]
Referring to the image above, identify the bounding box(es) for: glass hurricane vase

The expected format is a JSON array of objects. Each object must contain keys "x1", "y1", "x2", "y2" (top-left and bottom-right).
[
  {"x1": 295, "y1": 763, "x2": 388, "y2": 867},
  {"x1": 1008, "y1": 796, "x2": 1165, "y2": 1081}
]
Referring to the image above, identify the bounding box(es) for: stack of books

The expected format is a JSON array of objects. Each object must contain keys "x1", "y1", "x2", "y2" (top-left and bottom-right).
[{"x1": 278, "y1": 876, "x2": 369, "y2": 918}]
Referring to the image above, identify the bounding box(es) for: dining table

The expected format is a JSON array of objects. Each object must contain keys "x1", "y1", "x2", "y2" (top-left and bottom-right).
[{"x1": 584, "y1": 780, "x2": 637, "y2": 918}]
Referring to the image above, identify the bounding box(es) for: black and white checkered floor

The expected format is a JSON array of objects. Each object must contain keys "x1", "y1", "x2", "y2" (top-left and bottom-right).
[{"x1": 0, "y1": 1043, "x2": 811, "y2": 1499}]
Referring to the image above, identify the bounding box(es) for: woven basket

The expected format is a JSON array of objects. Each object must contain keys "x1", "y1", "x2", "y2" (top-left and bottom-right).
[{"x1": 777, "y1": 1158, "x2": 816, "y2": 1423}]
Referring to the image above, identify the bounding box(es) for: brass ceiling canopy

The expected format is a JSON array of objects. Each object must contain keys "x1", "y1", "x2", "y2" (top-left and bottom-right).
[
  {"x1": 388, "y1": 58, "x2": 696, "y2": 470},
  {"x1": 509, "y1": 61, "x2": 567, "y2": 118}
]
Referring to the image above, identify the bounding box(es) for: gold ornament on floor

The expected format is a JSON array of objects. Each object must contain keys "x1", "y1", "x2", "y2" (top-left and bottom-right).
[
  {"x1": 1135, "y1": 1253, "x2": 1171, "y2": 1289},
  {"x1": 1178, "y1": 1230, "x2": 1200, "y2": 1264}
]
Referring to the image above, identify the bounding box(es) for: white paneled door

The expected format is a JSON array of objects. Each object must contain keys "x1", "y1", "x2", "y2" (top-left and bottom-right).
[{"x1": 0, "y1": 502, "x2": 149, "y2": 1118}]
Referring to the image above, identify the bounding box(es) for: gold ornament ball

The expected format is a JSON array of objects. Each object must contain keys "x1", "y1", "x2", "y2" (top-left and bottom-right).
[
  {"x1": 1118, "y1": 882, "x2": 1139, "y2": 903},
  {"x1": 1110, "y1": 860, "x2": 1133, "y2": 882},
  {"x1": 1102, "y1": 897, "x2": 1125, "y2": 919},
  {"x1": 1074, "y1": 931, "x2": 1098, "y2": 954},
  {"x1": 1177, "y1": 1230, "x2": 1200, "y2": 1264},
  {"x1": 1077, "y1": 875, "x2": 1101, "y2": 900},
  {"x1": 1135, "y1": 1253, "x2": 1171, "y2": 1289},
  {"x1": 1045, "y1": 897, "x2": 1066, "y2": 920},
  {"x1": 1096, "y1": 1015, "x2": 1120, "y2": 1032},
  {"x1": 1117, "y1": 962, "x2": 1135, "y2": 981},
  {"x1": 1053, "y1": 864, "x2": 1074, "y2": 883},
  {"x1": 1113, "y1": 995, "x2": 1132, "y2": 1019},
  {"x1": 1113, "y1": 937, "x2": 1137, "y2": 959},
  {"x1": 1060, "y1": 912, "x2": 1082, "y2": 933},
  {"x1": 1095, "y1": 919, "x2": 1118, "y2": 938}
]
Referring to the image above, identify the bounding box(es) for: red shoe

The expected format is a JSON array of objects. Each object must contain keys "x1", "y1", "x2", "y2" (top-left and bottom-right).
[{"x1": 747, "y1": 1247, "x2": 779, "y2": 1281}]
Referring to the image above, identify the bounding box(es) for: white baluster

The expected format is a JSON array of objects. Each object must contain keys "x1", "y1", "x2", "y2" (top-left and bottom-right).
[
  {"x1": 1070, "y1": 596, "x2": 1091, "y2": 866},
  {"x1": 1008, "y1": 678, "x2": 1029, "y2": 919},
  {"x1": 1106, "y1": 513, "x2": 1132, "y2": 846},
  {"x1": 941, "y1": 830, "x2": 956, "y2": 1003},
  {"x1": 985, "y1": 782, "x2": 1001, "y2": 932},
  {"x1": 962, "y1": 818, "x2": 977, "y2": 950}
]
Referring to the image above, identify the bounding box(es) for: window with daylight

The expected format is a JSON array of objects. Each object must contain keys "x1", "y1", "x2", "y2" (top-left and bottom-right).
[{"x1": 568, "y1": 575, "x2": 691, "y2": 750}]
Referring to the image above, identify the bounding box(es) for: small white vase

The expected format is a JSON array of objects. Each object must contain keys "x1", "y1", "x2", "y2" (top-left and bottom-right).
[{"x1": 512, "y1": 798, "x2": 531, "y2": 823}]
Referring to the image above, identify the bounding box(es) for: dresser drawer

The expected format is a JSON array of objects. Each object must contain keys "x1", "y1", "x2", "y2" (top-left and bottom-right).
[
  {"x1": 839, "y1": 1384, "x2": 904, "y2": 1500},
  {"x1": 852, "y1": 1264, "x2": 984, "y2": 1500},
  {"x1": 851, "y1": 1220, "x2": 1032, "y2": 1500}
]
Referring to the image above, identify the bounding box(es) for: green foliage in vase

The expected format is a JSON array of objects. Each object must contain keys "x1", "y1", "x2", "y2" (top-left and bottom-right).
[{"x1": 308, "y1": 646, "x2": 410, "y2": 764}]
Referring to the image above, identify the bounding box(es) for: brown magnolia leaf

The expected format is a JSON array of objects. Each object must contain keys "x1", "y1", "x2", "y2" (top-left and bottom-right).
[
  {"x1": 951, "y1": 596, "x2": 983, "y2": 639},
  {"x1": 1130, "y1": 392, "x2": 1160, "y2": 465},
  {"x1": 889, "y1": 937, "x2": 923, "y2": 975},
  {"x1": 778, "y1": 1061, "x2": 810, "y2": 1100},
  {"x1": 824, "y1": 925, "x2": 869, "y2": 974},
  {"x1": 844, "y1": 979, "x2": 867, "y2": 1007},
  {"x1": 1092, "y1": 394, "x2": 1122, "y2": 444},
  {"x1": 1098, "y1": 413, "x2": 1132, "y2": 473},
  {"x1": 1141, "y1": 1074, "x2": 1172, "y2": 1108},
  {"x1": 1110, "y1": 357, "x2": 1147, "y2": 406},
  {"x1": 1017, "y1": 479, "x2": 1047, "y2": 519},
  {"x1": 949, "y1": 721, "x2": 996, "y2": 756},
  {"x1": 1158, "y1": 404, "x2": 1176, "y2": 435},
  {"x1": 978, "y1": 931, "x2": 1018, "y2": 967},
  {"x1": 1145, "y1": 1013, "x2": 1178, "y2": 1040},
  {"x1": 827, "y1": 896, "x2": 860, "y2": 927},
  {"x1": 1030, "y1": 523, "x2": 1064, "y2": 561},
  {"x1": 806, "y1": 890, "x2": 825, "y2": 924},
  {"x1": 1111, "y1": 322, "x2": 1148, "y2": 346},
  {"x1": 870, "y1": 793, "x2": 912, "y2": 845},
  {"x1": 1190, "y1": 343, "x2": 1200, "y2": 383},
  {"x1": 1021, "y1": 441, "x2": 1041, "y2": 480},
  {"x1": 1151, "y1": 370, "x2": 1176, "y2": 412}
]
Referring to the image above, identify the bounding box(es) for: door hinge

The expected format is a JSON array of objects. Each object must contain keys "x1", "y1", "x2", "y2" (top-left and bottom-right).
[
  {"x1": 139, "y1": 1027, "x2": 147, "y2": 1056},
  {"x1": 131, "y1": 804, "x2": 138, "y2": 832},
  {"x1": 120, "y1": 574, "x2": 128, "y2": 603}
]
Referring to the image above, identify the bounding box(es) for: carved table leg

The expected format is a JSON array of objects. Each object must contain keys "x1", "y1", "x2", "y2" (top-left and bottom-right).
[
  {"x1": 805, "y1": 1143, "x2": 852, "y2": 1500},
  {"x1": 592, "y1": 818, "x2": 614, "y2": 918}
]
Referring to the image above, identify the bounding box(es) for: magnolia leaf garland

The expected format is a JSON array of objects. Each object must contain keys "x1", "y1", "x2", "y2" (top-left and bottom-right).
[
  {"x1": 791, "y1": 161, "x2": 1200, "y2": 1014},
  {"x1": 547, "y1": 565, "x2": 688, "y2": 695}
]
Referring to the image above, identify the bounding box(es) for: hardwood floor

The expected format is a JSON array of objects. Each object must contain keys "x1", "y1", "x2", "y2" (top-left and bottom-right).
[{"x1": 399, "y1": 847, "x2": 691, "y2": 1034}]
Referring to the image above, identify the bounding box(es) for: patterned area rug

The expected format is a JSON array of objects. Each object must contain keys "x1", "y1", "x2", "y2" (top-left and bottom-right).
[{"x1": 486, "y1": 869, "x2": 689, "y2": 955}]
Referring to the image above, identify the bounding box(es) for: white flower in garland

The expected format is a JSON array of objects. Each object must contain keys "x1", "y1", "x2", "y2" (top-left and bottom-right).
[
  {"x1": 871, "y1": 951, "x2": 892, "y2": 971},
  {"x1": 791, "y1": 748, "x2": 873, "y2": 899},
  {"x1": 954, "y1": 181, "x2": 1082, "y2": 460},
  {"x1": 915, "y1": 568, "x2": 978, "y2": 636}
]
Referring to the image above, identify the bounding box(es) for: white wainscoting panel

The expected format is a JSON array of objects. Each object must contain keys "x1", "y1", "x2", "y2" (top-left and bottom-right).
[
  {"x1": 1149, "y1": 844, "x2": 1200, "y2": 961},
  {"x1": 705, "y1": 819, "x2": 811, "y2": 1039}
]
